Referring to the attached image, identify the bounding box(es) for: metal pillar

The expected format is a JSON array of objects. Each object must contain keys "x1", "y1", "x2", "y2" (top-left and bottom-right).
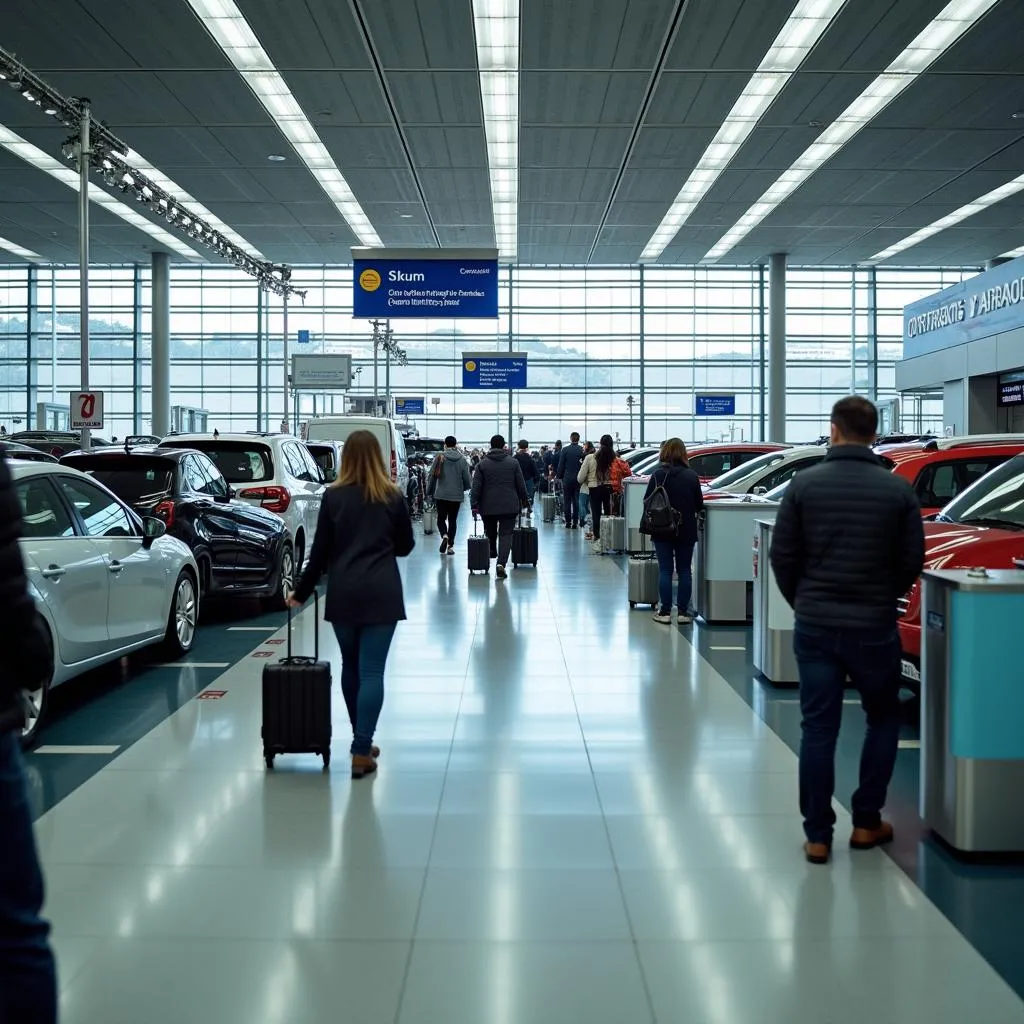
[
  {"x1": 282, "y1": 290, "x2": 289, "y2": 433},
  {"x1": 256, "y1": 287, "x2": 263, "y2": 431},
  {"x1": 132, "y1": 264, "x2": 142, "y2": 433},
  {"x1": 372, "y1": 318, "x2": 380, "y2": 404},
  {"x1": 78, "y1": 100, "x2": 92, "y2": 451},
  {"x1": 867, "y1": 267, "x2": 878, "y2": 400},
  {"x1": 768, "y1": 252, "x2": 786, "y2": 443},
  {"x1": 26, "y1": 264, "x2": 36, "y2": 428},
  {"x1": 638, "y1": 264, "x2": 645, "y2": 445},
  {"x1": 151, "y1": 251, "x2": 170, "y2": 437},
  {"x1": 850, "y1": 266, "x2": 857, "y2": 393},
  {"x1": 507, "y1": 266, "x2": 513, "y2": 446},
  {"x1": 50, "y1": 265, "x2": 58, "y2": 402},
  {"x1": 757, "y1": 264, "x2": 766, "y2": 442}
]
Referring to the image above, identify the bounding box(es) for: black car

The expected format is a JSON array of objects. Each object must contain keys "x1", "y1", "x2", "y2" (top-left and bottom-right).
[
  {"x1": 404, "y1": 437, "x2": 446, "y2": 461},
  {"x1": 62, "y1": 445, "x2": 294, "y2": 608},
  {"x1": 0, "y1": 440, "x2": 59, "y2": 463},
  {"x1": 11, "y1": 430, "x2": 113, "y2": 457}
]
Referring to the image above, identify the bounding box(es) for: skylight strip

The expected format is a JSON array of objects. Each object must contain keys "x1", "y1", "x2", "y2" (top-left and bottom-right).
[
  {"x1": 866, "y1": 173, "x2": 1024, "y2": 263},
  {"x1": 700, "y1": 0, "x2": 1001, "y2": 263},
  {"x1": 184, "y1": 0, "x2": 382, "y2": 247},
  {"x1": 0, "y1": 234, "x2": 43, "y2": 261},
  {"x1": 124, "y1": 148, "x2": 264, "y2": 259},
  {"x1": 0, "y1": 125, "x2": 201, "y2": 259},
  {"x1": 472, "y1": 0, "x2": 519, "y2": 262},
  {"x1": 1000, "y1": 245, "x2": 1024, "y2": 259},
  {"x1": 640, "y1": 0, "x2": 847, "y2": 262}
]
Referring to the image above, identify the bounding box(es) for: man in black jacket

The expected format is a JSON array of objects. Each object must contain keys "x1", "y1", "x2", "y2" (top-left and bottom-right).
[
  {"x1": 471, "y1": 435, "x2": 528, "y2": 579},
  {"x1": 556, "y1": 432, "x2": 584, "y2": 528},
  {"x1": 770, "y1": 396, "x2": 924, "y2": 865},
  {"x1": 514, "y1": 439, "x2": 540, "y2": 516},
  {"x1": 0, "y1": 457, "x2": 58, "y2": 1022}
]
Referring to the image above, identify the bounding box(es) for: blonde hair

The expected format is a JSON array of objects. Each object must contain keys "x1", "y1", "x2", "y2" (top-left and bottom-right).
[
  {"x1": 660, "y1": 437, "x2": 688, "y2": 466},
  {"x1": 336, "y1": 430, "x2": 401, "y2": 503}
]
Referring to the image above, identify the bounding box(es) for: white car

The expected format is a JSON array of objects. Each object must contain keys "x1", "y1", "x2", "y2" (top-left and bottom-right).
[
  {"x1": 162, "y1": 433, "x2": 325, "y2": 570},
  {"x1": 703, "y1": 445, "x2": 827, "y2": 496},
  {"x1": 11, "y1": 460, "x2": 200, "y2": 744},
  {"x1": 305, "y1": 416, "x2": 409, "y2": 496}
]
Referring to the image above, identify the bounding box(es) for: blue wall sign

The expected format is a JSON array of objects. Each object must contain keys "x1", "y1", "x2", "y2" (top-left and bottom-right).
[
  {"x1": 462, "y1": 353, "x2": 528, "y2": 389},
  {"x1": 395, "y1": 397, "x2": 425, "y2": 415},
  {"x1": 353, "y1": 257, "x2": 499, "y2": 319},
  {"x1": 297, "y1": 329, "x2": 310, "y2": 344},
  {"x1": 695, "y1": 393, "x2": 736, "y2": 416},
  {"x1": 902, "y1": 255, "x2": 1024, "y2": 359}
]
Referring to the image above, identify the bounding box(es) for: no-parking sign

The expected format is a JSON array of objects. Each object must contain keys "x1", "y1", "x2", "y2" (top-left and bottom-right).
[{"x1": 70, "y1": 391, "x2": 104, "y2": 429}]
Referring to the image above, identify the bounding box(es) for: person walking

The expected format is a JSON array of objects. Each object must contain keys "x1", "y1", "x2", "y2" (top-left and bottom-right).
[
  {"x1": 427, "y1": 435, "x2": 471, "y2": 555},
  {"x1": 579, "y1": 434, "x2": 616, "y2": 552},
  {"x1": 289, "y1": 430, "x2": 415, "y2": 779},
  {"x1": 470, "y1": 434, "x2": 528, "y2": 580},
  {"x1": 644, "y1": 438, "x2": 704, "y2": 625},
  {"x1": 515, "y1": 439, "x2": 540, "y2": 516},
  {"x1": 557, "y1": 432, "x2": 584, "y2": 528},
  {"x1": 0, "y1": 457, "x2": 58, "y2": 1024},
  {"x1": 544, "y1": 440, "x2": 561, "y2": 479},
  {"x1": 769, "y1": 396, "x2": 925, "y2": 865}
]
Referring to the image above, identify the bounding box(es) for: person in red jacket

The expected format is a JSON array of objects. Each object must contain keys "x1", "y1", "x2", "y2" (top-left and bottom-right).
[{"x1": 0, "y1": 456, "x2": 58, "y2": 1023}]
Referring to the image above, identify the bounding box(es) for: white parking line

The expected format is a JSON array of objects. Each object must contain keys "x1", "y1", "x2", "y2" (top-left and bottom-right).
[
  {"x1": 226, "y1": 626, "x2": 277, "y2": 632},
  {"x1": 898, "y1": 739, "x2": 921, "y2": 749},
  {"x1": 710, "y1": 645, "x2": 747, "y2": 651},
  {"x1": 151, "y1": 662, "x2": 231, "y2": 669},
  {"x1": 35, "y1": 745, "x2": 120, "y2": 755}
]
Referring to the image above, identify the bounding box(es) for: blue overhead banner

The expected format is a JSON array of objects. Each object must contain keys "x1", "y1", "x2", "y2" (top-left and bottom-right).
[
  {"x1": 462, "y1": 353, "x2": 528, "y2": 390},
  {"x1": 352, "y1": 247, "x2": 499, "y2": 319},
  {"x1": 395, "y1": 397, "x2": 425, "y2": 415},
  {"x1": 696, "y1": 393, "x2": 736, "y2": 416}
]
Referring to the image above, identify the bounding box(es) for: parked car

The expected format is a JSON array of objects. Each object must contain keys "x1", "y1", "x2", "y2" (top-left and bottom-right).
[
  {"x1": 10, "y1": 430, "x2": 112, "y2": 458},
  {"x1": 11, "y1": 461, "x2": 199, "y2": 744},
  {"x1": 305, "y1": 416, "x2": 410, "y2": 494},
  {"x1": 63, "y1": 445, "x2": 293, "y2": 608},
  {"x1": 702, "y1": 445, "x2": 826, "y2": 498},
  {"x1": 897, "y1": 452, "x2": 1024, "y2": 689},
  {"x1": 2, "y1": 440, "x2": 59, "y2": 463},
  {"x1": 304, "y1": 439, "x2": 343, "y2": 484},
  {"x1": 161, "y1": 433, "x2": 324, "y2": 571},
  {"x1": 404, "y1": 436, "x2": 446, "y2": 462},
  {"x1": 628, "y1": 442, "x2": 790, "y2": 481}
]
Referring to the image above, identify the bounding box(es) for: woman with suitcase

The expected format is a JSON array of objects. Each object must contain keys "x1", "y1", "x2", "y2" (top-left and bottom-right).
[
  {"x1": 289, "y1": 430, "x2": 415, "y2": 779},
  {"x1": 578, "y1": 434, "x2": 615, "y2": 552}
]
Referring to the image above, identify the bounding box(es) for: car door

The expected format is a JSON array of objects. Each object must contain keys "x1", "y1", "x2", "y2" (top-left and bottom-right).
[
  {"x1": 180, "y1": 453, "x2": 240, "y2": 587},
  {"x1": 15, "y1": 475, "x2": 111, "y2": 665},
  {"x1": 282, "y1": 441, "x2": 323, "y2": 546},
  {"x1": 755, "y1": 452, "x2": 825, "y2": 493},
  {"x1": 56, "y1": 474, "x2": 167, "y2": 647}
]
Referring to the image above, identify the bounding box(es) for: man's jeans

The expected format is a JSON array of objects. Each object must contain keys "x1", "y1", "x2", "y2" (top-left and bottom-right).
[
  {"x1": 794, "y1": 622, "x2": 902, "y2": 845},
  {"x1": 0, "y1": 730, "x2": 57, "y2": 1024},
  {"x1": 562, "y1": 480, "x2": 580, "y2": 526},
  {"x1": 482, "y1": 513, "x2": 516, "y2": 567}
]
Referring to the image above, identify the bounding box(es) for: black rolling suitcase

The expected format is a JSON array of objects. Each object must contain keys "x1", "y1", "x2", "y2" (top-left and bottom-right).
[
  {"x1": 468, "y1": 515, "x2": 490, "y2": 574},
  {"x1": 262, "y1": 592, "x2": 332, "y2": 770},
  {"x1": 511, "y1": 511, "x2": 539, "y2": 568}
]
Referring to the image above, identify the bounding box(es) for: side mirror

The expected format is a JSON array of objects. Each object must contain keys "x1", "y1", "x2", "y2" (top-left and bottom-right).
[
  {"x1": 751, "y1": 485, "x2": 768, "y2": 496},
  {"x1": 141, "y1": 516, "x2": 167, "y2": 548}
]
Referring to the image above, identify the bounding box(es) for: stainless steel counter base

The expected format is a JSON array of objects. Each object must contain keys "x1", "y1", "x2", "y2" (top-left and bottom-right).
[{"x1": 695, "y1": 579, "x2": 748, "y2": 623}]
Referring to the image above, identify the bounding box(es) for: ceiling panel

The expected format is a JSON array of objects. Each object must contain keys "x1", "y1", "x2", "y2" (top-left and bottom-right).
[
  {"x1": 358, "y1": 0, "x2": 478, "y2": 70},
  {"x1": 236, "y1": 0, "x2": 372, "y2": 69},
  {"x1": 521, "y1": 72, "x2": 650, "y2": 125},
  {"x1": 665, "y1": 0, "x2": 795, "y2": 71}
]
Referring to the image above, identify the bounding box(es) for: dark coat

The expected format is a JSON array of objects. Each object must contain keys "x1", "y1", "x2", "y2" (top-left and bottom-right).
[
  {"x1": 515, "y1": 451, "x2": 540, "y2": 483},
  {"x1": 471, "y1": 449, "x2": 528, "y2": 516},
  {"x1": 557, "y1": 442, "x2": 584, "y2": 482},
  {"x1": 643, "y1": 463, "x2": 704, "y2": 543},
  {"x1": 0, "y1": 459, "x2": 52, "y2": 731},
  {"x1": 294, "y1": 484, "x2": 414, "y2": 625},
  {"x1": 769, "y1": 445, "x2": 925, "y2": 631}
]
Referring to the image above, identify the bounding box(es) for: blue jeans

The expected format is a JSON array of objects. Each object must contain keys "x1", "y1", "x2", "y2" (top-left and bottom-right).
[
  {"x1": 794, "y1": 622, "x2": 902, "y2": 845},
  {"x1": 525, "y1": 480, "x2": 536, "y2": 507},
  {"x1": 0, "y1": 731, "x2": 57, "y2": 1024},
  {"x1": 579, "y1": 491, "x2": 590, "y2": 524},
  {"x1": 653, "y1": 537, "x2": 695, "y2": 615},
  {"x1": 333, "y1": 623, "x2": 397, "y2": 757}
]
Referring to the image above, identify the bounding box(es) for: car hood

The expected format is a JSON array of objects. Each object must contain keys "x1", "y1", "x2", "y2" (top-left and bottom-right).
[
  {"x1": 701, "y1": 490, "x2": 776, "y2": 503},
  {"x1": 921, "y1": 521, "x2": 1024, "y2": 570}
]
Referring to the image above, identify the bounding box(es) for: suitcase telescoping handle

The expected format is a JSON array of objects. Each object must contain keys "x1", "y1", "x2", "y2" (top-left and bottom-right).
[{"x1": 286, "y1": 590, "x2": 320, "y2": 662}]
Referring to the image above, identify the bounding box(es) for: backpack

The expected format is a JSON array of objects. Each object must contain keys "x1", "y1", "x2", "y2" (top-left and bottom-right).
[{"x1": 639, "y1": 471, "x2": 680, "y2": 538}]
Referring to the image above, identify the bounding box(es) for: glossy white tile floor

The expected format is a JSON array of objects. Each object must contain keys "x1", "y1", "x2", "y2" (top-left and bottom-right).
[{"x1": 38, "y1": 524, "x2": 1024, "y2": 1023}]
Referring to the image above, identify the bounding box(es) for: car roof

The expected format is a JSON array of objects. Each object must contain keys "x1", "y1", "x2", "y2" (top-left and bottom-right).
[
  {"x1": 64, "y1": 445, "x2": 190, "y2": 462},
  {"x1": 687, "y1": 442, "x2": 789, "y2": 453},
  {"x1": 164, "y1": 433, "x2": 291, "y2": 443},
  {"x1": 882, "y1": 439, "x2": 1024, "y2": 468},
  {"x1": 10, "y1": 461, "x2": 92, "y2": 480}
]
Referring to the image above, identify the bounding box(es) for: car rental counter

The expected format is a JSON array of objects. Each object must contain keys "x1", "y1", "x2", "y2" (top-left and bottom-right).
[
  {"x1": 752, "y1": 518, "x2": 798, "y2": 684},
  {"x1": 693, "y1": 500, "x2": 779, "y2": 623},
  {"x1": 920, "y1": 567, "x2": 1024, "y2": 853}
]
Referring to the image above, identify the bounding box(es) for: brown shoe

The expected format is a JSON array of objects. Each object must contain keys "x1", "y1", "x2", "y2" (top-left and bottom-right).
[
  {"x1": 804, "y1": 841, "x2": 831, "y2": 865},
  {"x1": 371, "y1": 745, "x2": 380, "y2": 759},
  {"x1": 850, "y1": 821, "x2": 894, "y2": 850},
  {"x1": 351, "y1": 754, "x2": 377, "y2": 780}
]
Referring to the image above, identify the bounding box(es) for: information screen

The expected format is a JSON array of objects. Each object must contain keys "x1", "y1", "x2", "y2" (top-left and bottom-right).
[{"x1": 997, "y1": 369, "x2": 1024, "y2": 406}]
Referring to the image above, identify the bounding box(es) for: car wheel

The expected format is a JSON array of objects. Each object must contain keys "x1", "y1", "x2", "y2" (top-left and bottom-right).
[
  {"x1": 266, "y1": 543, "x2": 294, "y2": 611},
  {"x1": 163, "y1": 571, "x2": 198, "y2": 659},
  {"x1": 20, "y1": 623, "x2": 53, "y2": 749}
]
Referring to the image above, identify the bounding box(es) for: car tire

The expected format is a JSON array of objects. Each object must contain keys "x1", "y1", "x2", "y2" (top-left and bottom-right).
[
  {"x1": 162, "y1": 571, "x2": 198, "y2": 660},
  {"x1": 266, "y1": 542, "x2": 295, "y2": 612},
  {"x1": 20, "y1": 622, "x2": 53, "y2": 749}
]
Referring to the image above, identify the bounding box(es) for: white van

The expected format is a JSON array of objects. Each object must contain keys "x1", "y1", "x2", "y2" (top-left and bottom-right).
[{"x1": 305, "y1": 416, "x2": 409, "y2": 493}]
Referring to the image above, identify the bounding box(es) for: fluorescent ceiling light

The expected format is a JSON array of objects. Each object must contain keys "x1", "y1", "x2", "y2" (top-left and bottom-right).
[
  {"x1": 0, "y1": 125, "x2": 201, "y2": 259},
  {"x1": 124, "y1": 148, "x2": 264, "y2": 259},
  {"x1": 1000, "y1": 245, "x2": 1024, "y2": 259},
  {"x1": 867, "y1": 172, "x2": 1024, "y2": 263},
  {"x1": 701, "y1": 0, "x2": 1000, "y2": 263},
  {"x1": 472, "y1": 0, "x2": 519, "y2": 262},
  {"x1": 640, "y1": 0, "x2": 847, "y2": 262},
  {"x1": 184, "y1": 0, "x2": 382, "y2": 247},
  {"x1": 0, "y1": 234, "x2": 43, "y2": 261}
]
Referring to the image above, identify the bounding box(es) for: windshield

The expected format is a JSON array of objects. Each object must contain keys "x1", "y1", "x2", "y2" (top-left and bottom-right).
[
  {"x1": 163, "y1": 440, "x2": 273, "y2": 483},
  {"x1": 72, "y1": 457, "x2": 175, "y2": 509},
  {"x1": 706, "y1": 449, "x2": 788, "y2": 489},
  {"x1": 764, "y1": 479, "x2": 791, "y2": 500},
  {"x1": 405, "y1": 438, "x2": 446, "y2": 458},
  {"x1": 939, "y1": 454, "x2": 1024, "y2": 528}
]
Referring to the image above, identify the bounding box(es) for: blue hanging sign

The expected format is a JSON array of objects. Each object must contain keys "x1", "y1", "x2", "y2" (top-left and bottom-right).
[
  {"x1": 352, "y1": 247, "x2": 499, "y2": 319},
  {"x1": 696, "y1": 393, "x2": 736, "y2": 416},
  {"x1": 462, "y1": 353, "x2": 528, "y2": 390},
  {"x1": 297, "y1": 329, "x2": 311, "y2": 344},
  {"x1": 395, "y1": 397, "x2": 425, "y2": 415}
]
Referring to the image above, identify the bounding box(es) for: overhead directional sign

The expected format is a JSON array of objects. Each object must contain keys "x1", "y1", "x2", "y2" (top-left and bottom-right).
[
  {"x1": 290, "y1": 354, "x2": 352, "y2": 390},
  {"x1": 352, "y1": 247, "x2": 499, "y2": 319},
  {"x1": 395, "y1": 397, "x2": 425, "y2": 415},
  {"x1": 695, "y1": 393, "x2": 736, "y2": 416},
  {"x1": 462, "y1": 353, "x2": 528, "y2": 390}
]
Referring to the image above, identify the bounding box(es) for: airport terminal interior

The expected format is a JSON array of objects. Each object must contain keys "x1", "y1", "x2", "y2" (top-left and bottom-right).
[{"x1": 3, "y1": 0, "x2": 1024, "y2": 1021}]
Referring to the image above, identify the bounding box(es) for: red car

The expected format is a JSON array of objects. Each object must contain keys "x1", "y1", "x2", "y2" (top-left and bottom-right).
[
  {"x1": 898, "y1": 452, "x2": 1024, "y2": 688},
  {"x1": 879, "y1": 435, "x2": 1024, "y2": 518},
  {"x1": 682, "y1": 443, "x2": 789, "y2": 484}
]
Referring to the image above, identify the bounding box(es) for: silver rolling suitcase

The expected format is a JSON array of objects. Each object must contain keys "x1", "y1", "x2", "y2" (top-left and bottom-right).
[
  {"x1": 600, "y1": 516, "x2": 625, "y2": 553},
  {"x1": 628, "y1": 557, "x2": 659, "y2": 609},
  {"x1": 627, "y1": 526, "x2": 651, "y2": 555},
  {"x1": 422, "y1": 505, "x2": 437, "y2": 535},
  {"x1": 541, "y1": 493, "x2": 556, "y2": 523}
]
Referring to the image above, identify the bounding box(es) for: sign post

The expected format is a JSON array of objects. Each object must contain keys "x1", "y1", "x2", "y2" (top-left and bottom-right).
[{"x1": 70, "y1": 391, "x2": 104, "y2": 431}]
